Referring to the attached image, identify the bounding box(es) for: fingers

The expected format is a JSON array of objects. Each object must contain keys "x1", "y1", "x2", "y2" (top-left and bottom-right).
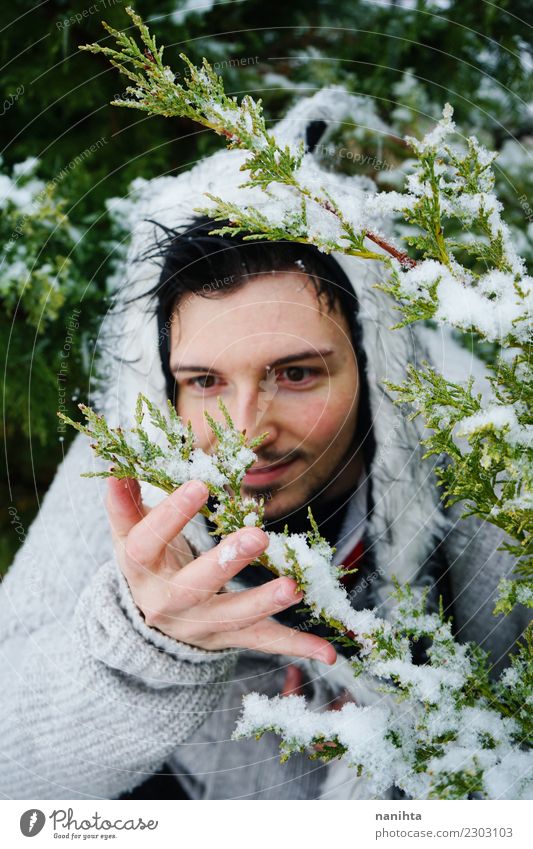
[
  {"x1": 177, "y1": 575, "x2": 304, "y2": 635},
  {"x1": 168, "y1": 527, "x2": 269, "y2": 608},
  {"x1": 207, "y1": 576, "x2": 304, "y2": 630},
  {"x1": 106, "y1": 477, "x2": 145, "y2": 540},
  {"x1": 210, "y1": 617, "x2": 337, "y2": 665},
  {"x1": 125, "y1": 480, "x2": 209, "y2": 565}
]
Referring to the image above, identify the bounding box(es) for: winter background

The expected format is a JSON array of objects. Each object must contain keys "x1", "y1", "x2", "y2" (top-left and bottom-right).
[{"x1": 1, "y1": 0, "x2": 532, "y2": 574}]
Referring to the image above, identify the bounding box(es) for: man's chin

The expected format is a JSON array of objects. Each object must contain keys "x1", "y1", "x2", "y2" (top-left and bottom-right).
[
  {"x1": 257, "y1": 488, "x2": 316, "y2": 528},
  {"x1": 242, "y1": 472, "x2": 331, "y2": 528}
]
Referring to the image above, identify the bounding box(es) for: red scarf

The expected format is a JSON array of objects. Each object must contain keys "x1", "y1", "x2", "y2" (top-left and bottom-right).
[
  {"x1": 339, "y1": 538, "x2": 365, "y2": 592},
  {"x1": 339, "y1": 538, "x2": 366, "y2": 643}
]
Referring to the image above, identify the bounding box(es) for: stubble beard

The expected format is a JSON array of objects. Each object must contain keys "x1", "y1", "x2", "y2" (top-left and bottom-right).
[{"x1": 243, "y1": 428, "x2": 363, "y2": 532}]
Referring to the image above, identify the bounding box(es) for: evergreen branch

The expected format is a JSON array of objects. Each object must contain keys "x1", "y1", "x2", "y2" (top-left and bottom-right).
[
  {"x1": 79, "y1": 6, "x2": 414, "y2": 269},
  {"x1": 59, "y1": 393, "x2": 533, "y2": 800},
  {"x1": 78, "y1": 9, "x2": 533, "y2": 799},
  {"x1": 366, "y1": 231, "x2": 417, "y2": 268}
]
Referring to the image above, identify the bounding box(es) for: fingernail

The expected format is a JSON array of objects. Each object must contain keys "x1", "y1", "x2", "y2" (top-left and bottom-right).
[
  {"x1": 274, "y1": 584, "x2": 303, "y2": 605},
  {"x1": 181, "y1": 480, "x2": 209, "y2": 501},
  {"x1": 239, "y1": 531, "x2": 265, "y2": 556},
  {"x1": 314, "y1": 647, "x2": 336, "y2": 665}
]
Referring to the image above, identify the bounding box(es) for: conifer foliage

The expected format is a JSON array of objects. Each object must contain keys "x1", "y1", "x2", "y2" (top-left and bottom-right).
[{"x1": 66, "y1": 7, "x2": 532, "y2": 799}]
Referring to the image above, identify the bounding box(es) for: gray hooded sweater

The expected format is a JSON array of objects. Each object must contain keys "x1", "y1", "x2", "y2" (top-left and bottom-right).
[{"x1": 0, "y1": 89, "x2": 528, "y2": 800}]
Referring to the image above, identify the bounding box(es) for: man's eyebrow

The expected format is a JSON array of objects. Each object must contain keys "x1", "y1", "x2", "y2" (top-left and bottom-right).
[{"x1": 170, "y1": 348, "x2": 335, "y2": 375}]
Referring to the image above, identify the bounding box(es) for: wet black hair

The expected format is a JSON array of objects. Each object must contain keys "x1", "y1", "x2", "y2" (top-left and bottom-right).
[{"x1": 140, "y1": 214, "x2": 376, "y2": 474}]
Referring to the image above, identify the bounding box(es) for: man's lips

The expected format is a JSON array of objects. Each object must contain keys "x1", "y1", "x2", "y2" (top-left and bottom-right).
[{"x1": 243, "y1": 458, "x2": 298, "y2": 484}]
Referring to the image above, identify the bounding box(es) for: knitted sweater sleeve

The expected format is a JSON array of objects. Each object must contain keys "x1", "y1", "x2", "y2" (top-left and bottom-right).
[{"x1": 0, "y1": 433, "x2": 235, "y2": 799}]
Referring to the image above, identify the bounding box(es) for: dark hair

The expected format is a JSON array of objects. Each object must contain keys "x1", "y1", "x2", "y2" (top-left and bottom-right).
[{"x1": 140, "y1": 214, "x2": 375, "y2": 472}]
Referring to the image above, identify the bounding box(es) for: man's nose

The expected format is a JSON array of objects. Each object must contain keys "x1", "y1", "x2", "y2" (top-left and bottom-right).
[{"x1": 228, "y1": 383, "x2": 280, "y2": 446}]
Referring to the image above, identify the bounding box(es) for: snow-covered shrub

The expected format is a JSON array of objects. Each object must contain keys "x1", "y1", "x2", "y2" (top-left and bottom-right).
[
  {"x1": 0, "y1": 156, "x2": 82, "y2": 329},
  {"x1": 69, "y1": 7, "x2": 532, "y2": 798},
  {"x1": 60, "y1": 393, "x2": 532, "y2": 799}
]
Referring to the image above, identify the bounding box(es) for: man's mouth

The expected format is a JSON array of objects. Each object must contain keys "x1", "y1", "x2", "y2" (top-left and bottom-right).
[{"x1": 243, "y1": 457, "x2": 298, "y2": 485}]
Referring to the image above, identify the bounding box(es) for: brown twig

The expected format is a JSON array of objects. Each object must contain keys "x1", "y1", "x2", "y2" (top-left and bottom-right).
[{"x1": 366, "y1": 231, "x2": 417, "y2": 268}]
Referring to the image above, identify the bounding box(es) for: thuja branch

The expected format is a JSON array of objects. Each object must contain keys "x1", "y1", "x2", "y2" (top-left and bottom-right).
[
  {"x1": 58, "y1": 395, "x2": 380, "y2": 643},
  {"x1": 366, "y1": 230, "x2": 416, "y2": 268},
  {"x1": 58, "y1": 395, "x2": 532, "y2": 799},
  {"x1": 79, "y1": 6, "x2": 414, "y2": 269},
  {"x1": 81, "y1": 6, "x2": 532, "y2": 614},
  {"x1": 78, "y1": 9, "x2": 532, "y2": 797}
]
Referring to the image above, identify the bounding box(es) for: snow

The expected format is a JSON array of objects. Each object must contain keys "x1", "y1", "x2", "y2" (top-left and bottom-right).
[
  {"x1": 499, "y1": 666, "x2": 520, "y2": 688},
  {"x1": 477, "y1": 270, "x2": 517, "y2": 298},
  {"x1": 444, "y1": 191, "x2": 501, "y2": 224},
  {"x1": 148, "y1": 442, "x2": 228, "y2": 488},
  {"x1": 483, "y1": 751, "x2": 533, "y2": 800},
  {"x1": 265, "y1": 531, "x2": 383, "y2": 644},
  {"x1": 2, "y1": 258, "x2": 29, "y2": 283},
  {"x1": 457, "y1": 406, "x2": 518, "y2": 436},
  {"x1": 458, "y1": 706, "x2": 517, "y2": 748},
  {"x1": 105, "y1": 178, "x2": 151, "y2": 237},
  {"x1": 370, "y1": 658, "x2": 466, "y2": 704},
  {"x1": 151, "y1": 451, "x2": 189, "y2": 482},
  {"x1": 215, "y1": 443, "x2": 256, "y2": 484},
  {"x1": 424, "y1": 702, "x2": 460, "y2": 739},
  {"x1": 294, "y1": 155, "x2": 371, "y2": 238},
  {"x1": 396, "y1": 259, "x2": 450, "y2": 295},
  {"x1": 456, "y1": 404, "x2": 531, "y2": 458},
  {"x1": 467, "y1": 136, "x2": 498, "y2": 169},
  {"x1": 170, "y1": 0, "x2": 215, "y2": 26},
  {"x1": 188, "y1": 448, "x2": 229, "y2": 487},
  {"x1": 235, "y1": 693, "x2": 397, "y2": 796},
  {"x1": 0, "y1": 172, "x2": 45, "y2": 212},
  {"x1": 433, "y1": 273, "x2": 531, "y2": 342},
  {"x1": 365, "y1": 190, "x2": 418, "y2": 217},
  {"x1": 236, "y1": 685, "x2": 529, "y2": 800},
  {"x1": 427, "y1": 744, "x2": 493, "y2": 778},
  {"x1": 440, "y1": 189, "x2": 527, "y2": 279},
  {"x1": 407, "y1": 103, "x2": 455, "y2": 153},
  {"x1": 12, "y1": 156, "x2": 39, "y2": 178},
  {"x1": 218, "y1": 541, "x2": 238, "y2": 568},
  {"x1": 394, "y1": 258, "x2": 531, "y2": 344},
  {"x1": 262, "y1": 72, "x2": 310, "y2": 92}
]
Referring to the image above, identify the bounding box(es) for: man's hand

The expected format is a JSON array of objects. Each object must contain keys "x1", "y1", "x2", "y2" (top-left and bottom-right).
[{"x1": 106, "y1": 476, "x2": 337, "y2": 664}]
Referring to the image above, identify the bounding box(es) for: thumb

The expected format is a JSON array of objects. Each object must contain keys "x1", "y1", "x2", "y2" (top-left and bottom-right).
[{"x1": 106, "y1": 475, "x2": 147, "y2": 540}]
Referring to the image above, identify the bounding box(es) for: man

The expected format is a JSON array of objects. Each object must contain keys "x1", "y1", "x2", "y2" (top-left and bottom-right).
[
  {"x1": 112, "y1": 213, "x2": 375, "y2": 656},
  {"x1": 0, "y1": 96, "x2": 525, "y2": 799}
]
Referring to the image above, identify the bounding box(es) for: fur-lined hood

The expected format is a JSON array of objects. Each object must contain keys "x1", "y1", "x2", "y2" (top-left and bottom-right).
[{"x1": 95, "y1": 87, "x2": 481, "y2": 597}]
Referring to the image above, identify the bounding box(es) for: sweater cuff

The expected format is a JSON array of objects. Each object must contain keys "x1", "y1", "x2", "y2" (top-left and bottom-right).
[{"x1": 76, "y1": 558, "x2": 235, "y2": 686}]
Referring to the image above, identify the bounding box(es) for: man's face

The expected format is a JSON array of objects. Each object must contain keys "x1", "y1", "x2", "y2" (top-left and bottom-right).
[{"x1": 169, "y1": 272, "x2": 362, "y2": 521}]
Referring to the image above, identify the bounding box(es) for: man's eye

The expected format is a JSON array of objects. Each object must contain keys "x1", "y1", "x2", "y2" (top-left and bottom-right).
[
  {"x1": 187, "y1": 374, "x2": 219, "y2": 389},
  {"x1": 278, "y1": 366, "x2": 317, "y2": 383}
]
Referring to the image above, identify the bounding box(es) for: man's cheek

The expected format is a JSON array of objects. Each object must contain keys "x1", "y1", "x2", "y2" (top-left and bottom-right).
[{"x1": 296, "y1": 398, "x2": 342, "y2": 445}]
